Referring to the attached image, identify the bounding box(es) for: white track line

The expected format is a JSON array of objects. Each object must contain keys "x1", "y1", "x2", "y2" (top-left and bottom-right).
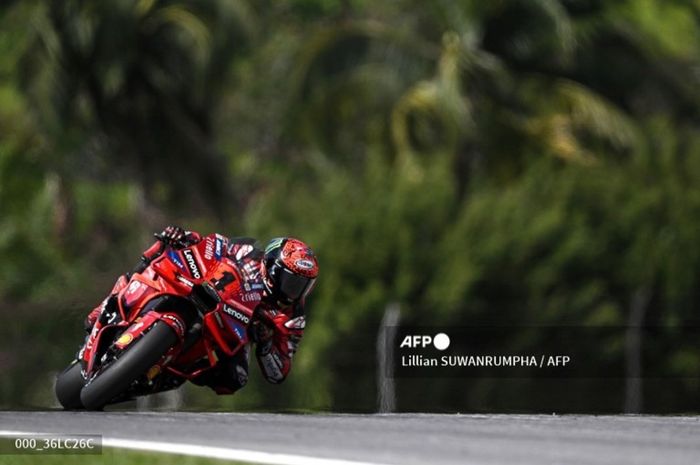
[{"x1": 0, "y1": 430, "x2": 390, "y2": 465}]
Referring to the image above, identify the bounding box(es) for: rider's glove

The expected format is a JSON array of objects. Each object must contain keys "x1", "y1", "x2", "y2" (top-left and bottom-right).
[
  {"x1": 252, "y1": 319, "x2": 274, "y2": 345},
  {"x1": 281, "y1": 315, "x2": 305, "y2": 358},
  {"x1": 254, "y1": 312, "x2": 304, "y2": 357},
  {"x1": 158, "y1": 226, "x2": 187, "y2": 246}
]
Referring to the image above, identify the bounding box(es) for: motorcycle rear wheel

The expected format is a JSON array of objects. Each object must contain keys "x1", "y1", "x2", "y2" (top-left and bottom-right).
[
  {"x1": 80, "y1": 322, "x2": 177, "y2": 410},
  {"x1": 55, "y1": 360, "x2": 86, "y2": 410}
]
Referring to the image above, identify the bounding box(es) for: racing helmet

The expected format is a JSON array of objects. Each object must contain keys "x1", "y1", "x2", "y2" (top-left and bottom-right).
[{"x1": 262, "y1": 237, "x2": 319, "y2": 305}]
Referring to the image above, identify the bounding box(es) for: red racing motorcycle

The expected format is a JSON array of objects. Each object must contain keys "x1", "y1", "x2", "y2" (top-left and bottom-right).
[{"x1": 55, "y1": 233, "x2": 264, "y2": 410}]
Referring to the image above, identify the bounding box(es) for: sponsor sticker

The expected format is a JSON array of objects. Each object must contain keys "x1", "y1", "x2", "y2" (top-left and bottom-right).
[
  {"x1": 227, "y1": 321, "x2": 245, "y2": 340},
  {"x1": 116, "y1": 333, "x2": 133, "y2": 346},
  {"x1": 215, "y1": 237, "x2": 223, "y2": 259},
  {"x1": 223, "y1": 305, "x2": 250, "y2": 324},
  {"x1": 241, "y1": 292, "x2": 261, "y2": 303},
  {"x1": 295, "y1": 259, "x2": 315, "y2": 270},
  {"x1": 204, "y1": 238, "x2": 215, "y2": 260},
  {"x1": 182, "y1": 249, "x2": 202, "y2": 279},
  {"x1": 176, "y1": 276, "x2": 194, "y2": 287},
  {"x1": 168, "y1": 250, "x2": 185, "y2": 269}
]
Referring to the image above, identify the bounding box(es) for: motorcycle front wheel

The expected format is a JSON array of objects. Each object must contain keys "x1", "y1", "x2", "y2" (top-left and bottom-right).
[
  {"x1": 55, "y1": 360, "x2": 86, "y2": 410},
  {"x1": 80, "y1": 322, "x2": 177, "y2": 410}
]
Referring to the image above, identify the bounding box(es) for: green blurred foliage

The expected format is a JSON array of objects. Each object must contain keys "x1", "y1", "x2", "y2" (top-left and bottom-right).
[{"x1": 1, "y1": 0, "x2": 700, "y2": 412}]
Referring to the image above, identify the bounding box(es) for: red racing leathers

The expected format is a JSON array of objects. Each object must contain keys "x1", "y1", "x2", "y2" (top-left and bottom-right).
[
  {"x1": 202, "y1": 236, "x2": 306, "y2": 392},
  {"x1": 85, "y1": 231, "x2": 305, "y2": 394}
]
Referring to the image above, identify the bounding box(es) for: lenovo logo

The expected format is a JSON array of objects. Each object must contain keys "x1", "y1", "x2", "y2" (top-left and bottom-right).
[
  {"x1": 182, "y1": 249, "x2": 202, "y2": 279},
  {"x1": 223, "y1": 305, "x2": 250, "y2": 324}
]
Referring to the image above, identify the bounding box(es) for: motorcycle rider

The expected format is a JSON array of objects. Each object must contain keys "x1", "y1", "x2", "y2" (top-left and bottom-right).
[{"x1": 84, "y1": 226, "x2": 319, "y2": 394}]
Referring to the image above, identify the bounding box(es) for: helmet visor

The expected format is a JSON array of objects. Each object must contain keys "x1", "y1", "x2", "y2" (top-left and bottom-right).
[{"x1": 277, "y1": 266, "x2": 315, "y2": 301}]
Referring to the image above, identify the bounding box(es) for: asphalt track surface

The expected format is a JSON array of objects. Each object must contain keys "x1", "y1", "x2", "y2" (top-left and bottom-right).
[{"x1": 1, "y1": 411, "x2": 699, "y2": 465}]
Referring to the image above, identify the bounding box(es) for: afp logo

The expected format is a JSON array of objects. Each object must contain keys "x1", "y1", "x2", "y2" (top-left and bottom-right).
[{"x1": 399, "y1": 333, "x2": 450, "y2": 351}]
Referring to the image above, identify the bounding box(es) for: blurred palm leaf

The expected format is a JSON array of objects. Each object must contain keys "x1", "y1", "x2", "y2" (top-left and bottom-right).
[
  {"x1": 20, "y1": 0, "x2": 256, "y2": 220},
  {"x1": 525, "y1": 79, "x2": 641, "y2": 163}
]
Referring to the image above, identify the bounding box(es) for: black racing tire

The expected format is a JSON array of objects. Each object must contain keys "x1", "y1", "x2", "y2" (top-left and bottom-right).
[
  {"x1": 80, "y1": 322, "x2": 177, "y2": 410},
  {"x1": 55, "y1": 360, "x2": 86, "y2": 410}
]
